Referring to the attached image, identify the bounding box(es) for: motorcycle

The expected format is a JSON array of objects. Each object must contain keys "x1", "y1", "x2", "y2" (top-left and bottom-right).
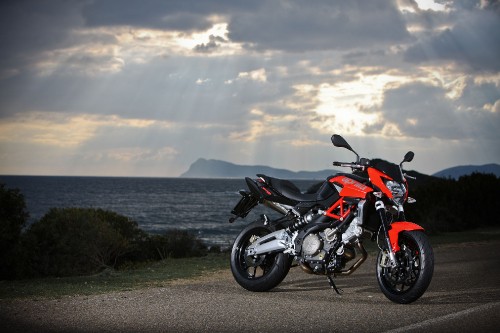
[{"x1": 228, "y1": 134, "x2": 434, "y2": 304}]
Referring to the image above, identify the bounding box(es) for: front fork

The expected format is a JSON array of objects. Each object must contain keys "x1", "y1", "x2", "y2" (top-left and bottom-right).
[{"x1": 375, "y1": 200, "x2": 397, "y2": 267}]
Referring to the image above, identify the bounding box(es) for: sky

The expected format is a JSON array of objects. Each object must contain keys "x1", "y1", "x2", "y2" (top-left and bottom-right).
[{"x1": 0, "y1": 0, "x2": 499, "y2": 177}]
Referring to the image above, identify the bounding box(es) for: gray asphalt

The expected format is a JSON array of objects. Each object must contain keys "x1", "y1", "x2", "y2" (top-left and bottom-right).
[{"x1": 1, "y1": 241, "x2": 500, "y2": 332}]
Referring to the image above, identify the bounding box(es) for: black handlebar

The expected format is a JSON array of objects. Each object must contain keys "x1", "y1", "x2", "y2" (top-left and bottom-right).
[
  {"x1": 333, "y1": 161, "x2": 364, "y2": 170},
  {"x1": 333, "y1": 157, "x2": 371, "y2": 169},
  {"x1": 404, "y1": 173, "x2": 417, "y2": 180}
]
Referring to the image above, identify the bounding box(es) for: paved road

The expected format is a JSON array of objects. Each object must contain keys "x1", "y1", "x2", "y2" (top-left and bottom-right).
[{"x1": 1, "y1": 241, "x2": 500, "y2": 332}]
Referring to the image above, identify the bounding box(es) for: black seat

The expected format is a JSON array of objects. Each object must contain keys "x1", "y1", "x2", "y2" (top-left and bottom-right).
[{"x1": 257, "y1": 174, "x2": 318, "y2": 202}]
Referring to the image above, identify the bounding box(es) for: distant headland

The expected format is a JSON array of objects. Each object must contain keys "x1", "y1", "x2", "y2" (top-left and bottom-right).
[
  {"x1": 179, "y1": 158, "x2": 336, "y2": 179},
  {"x1": 180, "y1": 158, "x2": 500, "y2": 180}
]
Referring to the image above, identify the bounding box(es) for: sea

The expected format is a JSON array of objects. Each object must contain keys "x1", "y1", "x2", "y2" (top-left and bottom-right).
[{"x1": 0, "y1": 176, "x2": 318, "y2": 247}]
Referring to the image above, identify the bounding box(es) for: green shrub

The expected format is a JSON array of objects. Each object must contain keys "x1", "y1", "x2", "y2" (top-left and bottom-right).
[
  {"x1": 406, "y1": 173, "x2": 500, "y2": 233},
  {"x1": 0, "y1": 183, "x2": 30, "y2": 279},
  {"x1": 24, "y1": 208, "x2": 146, "y2": 277},
  {"x1": 146, "y1": 229, "x2": 207, "y2": 260}
]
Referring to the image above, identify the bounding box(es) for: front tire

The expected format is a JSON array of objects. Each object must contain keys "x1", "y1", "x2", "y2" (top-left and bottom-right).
[
  {"x1": 230, "y1": 221, "x2": 291, "y2": 292},
  {"x1": 376, "y1": 230, "x2": 434, "y2": 304}
]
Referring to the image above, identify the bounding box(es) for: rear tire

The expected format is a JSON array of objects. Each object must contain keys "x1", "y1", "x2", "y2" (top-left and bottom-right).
[
  {"x1": 230, "y1": 221, "x2": 291, "y2": 292},
  {"x1": 376, "y1": 230, "x2": 434, "y2": 304}
]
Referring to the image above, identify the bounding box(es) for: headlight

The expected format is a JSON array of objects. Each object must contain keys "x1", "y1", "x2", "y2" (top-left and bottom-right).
[{"x1": 385, "y1": 180, "x2": 406, "y2": 204}]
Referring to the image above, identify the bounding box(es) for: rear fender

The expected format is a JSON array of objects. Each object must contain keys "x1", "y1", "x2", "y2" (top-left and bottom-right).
[
  {"x1": 388, "y1": 222, "x2": 424, "y2": 252},
  {"x1": 246, "y1": 177, "x2": 296, "y2": 206},
  {"x1": 229, "y1": 183, "x2": 259, "y2": 223}
]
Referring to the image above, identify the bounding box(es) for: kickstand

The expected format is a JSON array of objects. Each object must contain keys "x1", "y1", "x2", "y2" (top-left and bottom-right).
[{"x1": 327, "y1": 275, "x2": 343, "y2": 295}]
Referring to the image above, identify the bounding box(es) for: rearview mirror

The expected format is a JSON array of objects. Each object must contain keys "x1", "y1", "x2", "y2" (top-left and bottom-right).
[
  {"x1": 331, "y1": 134, "x2": 360, "y2": 162},
  {"x1": 403, "y1": 151, "x2": 414, "y2": 163},
  {"x1": 331, "y1": 134, "x2": 353, "y2": 151}
]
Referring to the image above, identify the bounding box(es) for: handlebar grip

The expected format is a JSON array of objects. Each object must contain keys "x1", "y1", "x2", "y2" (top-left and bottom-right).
[{"x1": 333, "y1": 161, "x2": 342, "y2": 166}]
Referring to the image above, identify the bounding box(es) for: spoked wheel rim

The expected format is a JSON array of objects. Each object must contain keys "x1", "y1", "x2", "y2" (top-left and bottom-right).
[
  {"x1": 376, "y1": 230, "x2": 434, "y2": 304},
  {"x1": 231, "y1": 221, "x2": 292, "y2": 292},
  {"x1": 381, "y1": 234, "x2": 421, "y2": 293},
  {"x1": 236, "y1": 228, "x2": 277, "y2": 280}
]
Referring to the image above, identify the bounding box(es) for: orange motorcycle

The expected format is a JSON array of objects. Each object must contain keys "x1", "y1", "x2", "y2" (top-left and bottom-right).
[{"x1": 229, "y1": 134, "x2": 434, "y2": 304}]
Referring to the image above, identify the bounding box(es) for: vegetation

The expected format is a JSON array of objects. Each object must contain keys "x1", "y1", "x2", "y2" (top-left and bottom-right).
[
  {"x1": 144, "y1": 229, "x2": 207, "y2": 260},
  {"x1": 22, "y1": 208, "x2": 147, "y2": 277},
  {"x1": 405, "y1": 173, "x2": 500, "y2": 234},
  {"x1": 0, "y1": 187, "x2": 210, "y2": 280},
  {"x1": 0, "y1": 184, "x2": 29, "y2": 279}
]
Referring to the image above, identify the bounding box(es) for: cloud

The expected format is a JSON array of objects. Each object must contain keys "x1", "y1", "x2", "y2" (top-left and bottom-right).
[
  {"x1": 458, "y1": 77, "x2": 500, "y2": 109},
  {"x1": 194, "y1": 34, "x2": 227, "y2": 53},
  {"x1": 0, "y1": 0, "x2": 499, "y2": 177},
  {"x1": 82, "y1": 0, "x2": 217, "y2": 31},
  {"x1": 0, "y1": 1, "x2": 240, "y2": 80},
  {"x1": 404, "y1": 3, "x2": 500, "y2": 72},
  {"x1": 0, "y1": 111, "x2": 172, "y2": 148},
  {"x1": 237, "y1": 68, "x2": 267, "y2": 82},
  {"x1": 368, "y1": 82, "x2": 461, "y2": 138},
  {"x1": 228, "y1": 0, "x2": 412, "y2": 52},
  {"x1": 366, "y1": 81, "x2": 500, "y2": 140},
  {"x1": 0, "y1": 1, "x2": 87, "y2": 76},
  {"x1": 92, "y1": 146, "x2": 178, "y2": 163}
]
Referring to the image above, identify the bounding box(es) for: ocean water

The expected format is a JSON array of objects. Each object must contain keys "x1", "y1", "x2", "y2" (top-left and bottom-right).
[{"x1": 0, "y1": 176, "x2": 318, "y2": 246}]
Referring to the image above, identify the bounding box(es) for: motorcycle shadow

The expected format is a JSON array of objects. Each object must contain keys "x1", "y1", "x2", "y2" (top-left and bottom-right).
[
  {"x1": 271, "y1": 275, "x2": 380, "y2": 295},
  {"x1": 274, "y1": 275, "x2": 500, "y2": 304},
  {"x1": 273, "y1": 277, "x2": 331, "y2": 292},
  {"x1": 272, "y1": 278, "x2": 480, "y2": 305}
]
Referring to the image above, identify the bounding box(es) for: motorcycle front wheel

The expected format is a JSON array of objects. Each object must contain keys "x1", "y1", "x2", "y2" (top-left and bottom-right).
[
  {"x1": 376, "y1": 230, "x2": 434, "y2": 304},
  {"x1": 230, "y1": 221, "x2": 291, "y2": 292}
]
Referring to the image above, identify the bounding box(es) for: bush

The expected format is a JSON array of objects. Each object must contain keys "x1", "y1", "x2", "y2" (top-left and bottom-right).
[
  {"x1": 0, "y1": 183, "x2": 29, "y2": 279},
  {"x1": 20, "y1": 207, "x2": 207, "y2": 277},
  {"x1": 146, "y1": 229, "x2": 207, "y2": 260},
  {"x1": 406, "y1": 173, "x2": 500, "y2": 233},
  {"x1": 24, "y1": 208, "x2": 146, "y2": 277}
]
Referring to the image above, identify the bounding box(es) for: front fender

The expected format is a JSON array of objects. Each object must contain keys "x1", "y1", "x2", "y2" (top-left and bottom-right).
[{"x1": 388, "y1": 222, "x2": 424, "y2": 252}]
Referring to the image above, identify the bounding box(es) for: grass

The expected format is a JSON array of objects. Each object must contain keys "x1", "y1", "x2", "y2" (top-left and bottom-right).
[
  {"x1": 0, "y1": 253, "x2": 229, "y2": 300},
  {"x1": 1, "y1": 227, "x2": 499, "y2": 301}
]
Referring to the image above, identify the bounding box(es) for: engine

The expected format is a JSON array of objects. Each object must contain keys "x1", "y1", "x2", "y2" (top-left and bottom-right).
[{"x1": 299, "y1": 230, "x2": 356, "y2": 275}]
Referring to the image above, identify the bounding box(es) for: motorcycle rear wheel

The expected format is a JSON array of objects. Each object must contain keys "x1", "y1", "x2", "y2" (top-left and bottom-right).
[
  {"x1": 376, "y1": 230, "x2": 434, "y2": 304},
  {"x1": 230, "y1": 221, "x2": 291, "y2": 292}
]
